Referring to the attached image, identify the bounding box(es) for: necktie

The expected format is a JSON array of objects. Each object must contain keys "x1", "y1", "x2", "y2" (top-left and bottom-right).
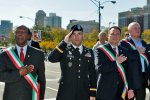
[
  {"x1": 75, "y1": 48, "x2": 80, "y2": 56},
  {"x1": 20, "y1": 48, "x2": 24, "y2": 63},
  {"x1": 113, "y1": 48, "x2": 117, "y2": 55}
]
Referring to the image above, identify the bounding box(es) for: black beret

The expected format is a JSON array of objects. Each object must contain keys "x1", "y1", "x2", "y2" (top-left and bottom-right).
[{"x1": 70, "y1": 24, "x2": 83, "y2": 32}]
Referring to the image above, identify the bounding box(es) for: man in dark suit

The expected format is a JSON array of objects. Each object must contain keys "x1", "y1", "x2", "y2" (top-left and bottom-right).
[
  {"x1": 147, "y1": 43, "x2": 150, "y2": 90},
  {"x1": 120, "y1": 22, "x2": 150, "y2": 100},
  {"x1": 27, "y1": 29, "x2": 41, "y2": 49},
  {"x1": 48, "y1": 24, "x2": 97, "y2": 100},
  {"x1": 0, "y1": 25, "x2": 46, "y2": 100},
  {"x1": 96, "y1": 26, "x2": 134, "y2": 100}
]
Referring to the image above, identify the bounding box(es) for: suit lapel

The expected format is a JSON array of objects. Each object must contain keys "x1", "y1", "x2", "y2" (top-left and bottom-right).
[
  {"x1": 81, "y1": 46, "x2": 86, "y2": 56},
  {"x1": 13, "y1": 47, "x2": 19, "y2": 58},
  {"x1": 128, "y1": 37, "x2": 147, "y2": 48},
  {"x1": 106, "y1": 43, "x2": 124, "y2": 56},
  {"x1": 24, "y1": 46, "x2": 32, "y2": 64},
  {"x1": 127, "y1": 37, "x2": 136, "y2": 46},
  {"x1": 141, "y1": 40, "x2": 147, "y2": 47},
  {"x1": 118, "y1": 46, "x2": 123, "y2": 55},
  {"x1": 106, "y1": 43, "x2": 116, "y2": 56}
]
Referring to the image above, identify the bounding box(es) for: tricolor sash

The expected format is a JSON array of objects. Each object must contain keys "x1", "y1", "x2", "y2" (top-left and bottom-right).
[
  {"x1": 122, "y1": 39, "x2": 149, "y2": 66},
  {"x1": 99, "y1": 45, "x2": 128, "y2": 100},
  {"x1": 5, "y1": 47, "x2": 39, "y2": 100}
]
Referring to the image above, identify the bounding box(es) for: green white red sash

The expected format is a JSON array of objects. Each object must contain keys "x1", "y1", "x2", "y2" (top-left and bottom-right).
[
  {"x1": 122, "y1": 39, "x2": 149, "y2": 66},
  {"x1": 5, "y1": 47, "x2": 39, "y2": 100},
  {"x1": 99, "y1": 45, "x2": 128, "y2": 100}
]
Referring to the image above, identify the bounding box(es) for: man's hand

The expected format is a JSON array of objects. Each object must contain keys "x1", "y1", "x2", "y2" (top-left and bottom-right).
[
  {"x1": 128, "y1": 90, "x2": 134, "y2": 99},
  {"x1": 116, "y1": 54, "x2": 127, "y2": 64},
  {"x1": 148, "y1": 79, "x2": 150, "y2": 86},
  {"x1": 90, "y1": 96, "x2": 95, "y2": 100},
  {"x1": 64, "y1": 31, "x2": 73, "y2": 44},
  {"x1": 136, "y1": 47, "x2": 146, "y2": 54},
  {"x1": 19, "y1": 65, "x2": 34, "y2": 76}
]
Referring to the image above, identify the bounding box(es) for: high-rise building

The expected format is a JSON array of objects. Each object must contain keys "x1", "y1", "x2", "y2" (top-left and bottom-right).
[
  {"x1": 44, "y1": 13, "x2": 61, "y2": 28},
  {"x1": 35, "y1": 10, "x2": 46, "y2": 27},
  {"x1": 67, "y1": 20, "x2": 99, "y2": 33},
  {"x1": 131, "y1": 7, "x2": 144, "y2": 31},
  {"x1": 0, "y1": 20, "x2": 13, "y2": 37},
  {"x1": 147, "y1": 0, "x2": 150, "y2": 5},
  {"x1": 119, "y1": 1, "x2": 150, "y2": 31},
  {"x1": 118, "y1": 11, "x2": 132, "y2": 29},
  {"x1": 118, "y1": 7, "x2": 144, "y2": 32},
  {"x1": 143, "y1": 0, "x2": 150, "y2": 30},
  {"x1": 0, "y1": 25, "x2": 1, "y2": 35}
]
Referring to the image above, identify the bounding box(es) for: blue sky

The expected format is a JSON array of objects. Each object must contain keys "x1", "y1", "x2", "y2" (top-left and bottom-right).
[{"x1": 0, "y1": 0, "x2": 146, "y2": 29}]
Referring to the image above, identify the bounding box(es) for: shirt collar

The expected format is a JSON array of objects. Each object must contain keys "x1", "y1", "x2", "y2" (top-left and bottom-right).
[
  {"x1": 110, "y1": 44, "x2": 118, "y2": 49},
  {"x1": 27, "y1": 39, "x2": 32, "y2": 46},
  {"x1": 130, "y1": 36, "x2": 141, "y2": 43},
  {"x1": 72, "y1": 44, "x2": 82, "y2": 49},
  {"x1": 109, "y1": 43, "x2": 119, "y2": 54},
  {"x1": 16, "y1": 44, "x2": 28, "y2": 56},
  {"x1": 71, "y1": 43, "x2": 83, "y2": 54}
]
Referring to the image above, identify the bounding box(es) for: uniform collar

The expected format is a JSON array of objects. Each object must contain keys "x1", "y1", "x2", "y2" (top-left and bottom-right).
[{"x1": 71, "y1": 43, "x2": 83, "y2": 54}]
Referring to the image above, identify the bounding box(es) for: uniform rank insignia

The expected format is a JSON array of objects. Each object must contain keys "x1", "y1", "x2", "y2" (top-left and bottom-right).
[
  {"x1": 68, "y1": 51, "x2": 72, "y2": 55},
  {"x1": 67, "y1": 51, "x2": 74, "y2": 58},
  {"x1": 67, "y1": 54, "x2": 74, "y2": 58},
  {"x1": 68, "y1": 62, "x2": 72, "y2": 67},
  {"x1": 84, "y1": 52, "x2": 91, "y2": 57}
]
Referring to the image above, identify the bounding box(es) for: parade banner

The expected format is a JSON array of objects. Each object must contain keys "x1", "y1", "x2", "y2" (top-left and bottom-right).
[{"x1": 33, "y1": 30, "x2": 42, "y2": 42}]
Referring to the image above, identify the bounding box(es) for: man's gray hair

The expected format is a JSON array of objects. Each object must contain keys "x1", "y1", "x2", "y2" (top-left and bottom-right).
[
  {"x1": 98, "y1": 32, "x2": 106, "y2": 37},
  {"x1": 128, "y1": 22, "x2": 140, "y2": 31}
]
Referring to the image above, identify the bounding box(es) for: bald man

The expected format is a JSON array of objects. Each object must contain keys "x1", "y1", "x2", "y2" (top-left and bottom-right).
[{"x1": 120, "y1": 22, "x2": 150, "y2": 100}]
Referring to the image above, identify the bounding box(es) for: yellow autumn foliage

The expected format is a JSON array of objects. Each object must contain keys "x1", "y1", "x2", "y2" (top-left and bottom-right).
[
  {"x1": 142, "y1": 29, "x2": 150, "y2": 42},
  {"x1": 40, "y1": 41, "x2": 57, "y2": 50},
  {"x1": 39, "y1": 27, "x2": 150, "y2": 51}
]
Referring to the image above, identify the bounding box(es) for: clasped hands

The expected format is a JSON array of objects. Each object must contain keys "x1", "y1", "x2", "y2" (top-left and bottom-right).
[{"x1": 19, "y1": 65, "x2": 34, "y2": 76}]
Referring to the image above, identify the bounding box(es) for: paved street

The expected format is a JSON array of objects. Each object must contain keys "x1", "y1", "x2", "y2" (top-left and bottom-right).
[{"x1": 0, "y1": 61, "x2": 149, "y2": 100}]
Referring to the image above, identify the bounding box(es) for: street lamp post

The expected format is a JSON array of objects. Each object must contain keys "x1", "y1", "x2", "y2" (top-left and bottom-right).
[
  {"x1": 109, "y1": 22, "x2": 112, "y2": 28},
  {"x1": 90, "y1": 0, "x2": 116, "y2": 32},
  {"x1": 19, "y1": 16, "x2": 36, "y2": 28},
  {"x1": 108, "y1": 21, "x2": 116, "y2": 28},
  {"x1": 19, "y1": 16, "x2": 35, "y2": 24}
]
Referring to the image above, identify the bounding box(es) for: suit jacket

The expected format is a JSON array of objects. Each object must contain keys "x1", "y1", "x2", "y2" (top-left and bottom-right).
[
  {"x1": 95, "y1": 43, "x2": 132, "y2": 100},
  {"x1": 31, "y1": 40, "x2": 41, "y2": 49},
  {"x1": 48, "y1": 41, "x2": 97, "y2": 100},
  {"x1": 147, "y1": 43, "x2": 150, "y2": 79},
  {"x1": 120, "y1": 37, "x2": 149, "y2": 89},
  {"x1": 0, "y1": 46, "x2": 45, "y2": 100}
]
